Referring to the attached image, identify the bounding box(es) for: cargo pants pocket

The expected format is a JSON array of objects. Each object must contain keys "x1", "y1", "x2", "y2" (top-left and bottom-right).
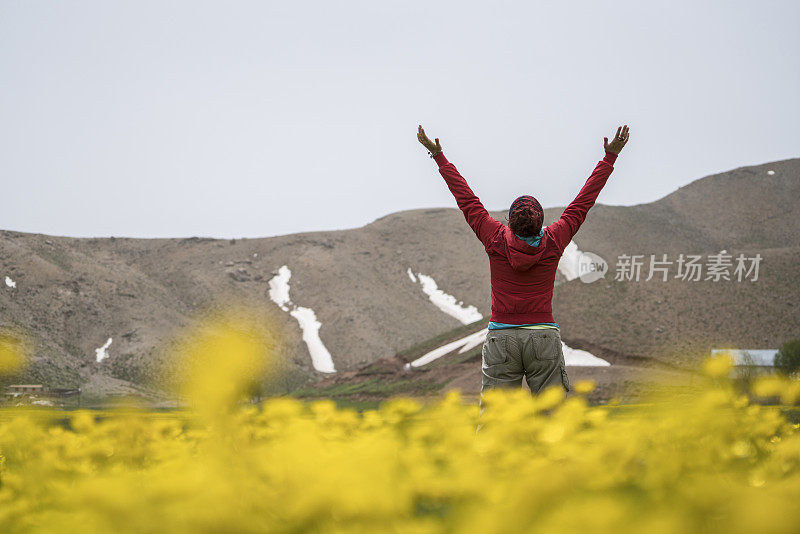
[
  {"x1": 533, "y1": 331, "x2": 561, "y2": 360},
  {"x1": 482, "y1": 333, "x2": 508, "y2": 369},
  {"x1": 481, "y1": 332, "x2": 523, "y2": 392}
]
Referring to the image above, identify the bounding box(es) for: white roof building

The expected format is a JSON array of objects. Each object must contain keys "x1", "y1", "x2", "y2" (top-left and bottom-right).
[{"x1": 710, "y1": 349, "x2": 778, "y2": 366}]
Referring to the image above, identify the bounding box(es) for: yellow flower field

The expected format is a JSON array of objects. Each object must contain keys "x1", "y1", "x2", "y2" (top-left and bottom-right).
[{"x1": 1, "y1": 317, "x2": 799, "y2": 533}]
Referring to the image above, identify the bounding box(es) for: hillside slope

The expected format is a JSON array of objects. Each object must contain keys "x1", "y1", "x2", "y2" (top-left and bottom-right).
[{"x1": 0, "y1": 157, "x2": 797, "y2": 394}]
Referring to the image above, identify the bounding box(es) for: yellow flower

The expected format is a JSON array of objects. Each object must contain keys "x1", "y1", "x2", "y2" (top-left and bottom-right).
[
  {"x1": 0, "y1": 345, "x2": 798, "y2": 533},
  {"x1": 0, "y1": 331, "x2": 29, "y2": 375},
  {"x1": 168, "y1": 308, "x2": 278, "y2": 416},
  {"x1": 702, "y1": 352, "x2": 732, "y2": 378},
  {"x1": 574, "y1": 380, "x2": 596, "y2": 395}
]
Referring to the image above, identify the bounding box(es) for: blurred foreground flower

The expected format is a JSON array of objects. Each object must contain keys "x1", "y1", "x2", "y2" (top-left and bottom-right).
[
  {"x1": 1, "y1": 353, "x2": 799, "y2": 533},
  {"x1": 703, "y1": 351, "x2": 733, "y2": 378},
  {"x1": 169, "y1": 309, "x2": 279, "y2": 415},
  {"x1": 573, "y1": 379, "x2": 596, "y2": 395},
  {"x1": 0, "y1": 331, "x2": 29, "y2": 375}
]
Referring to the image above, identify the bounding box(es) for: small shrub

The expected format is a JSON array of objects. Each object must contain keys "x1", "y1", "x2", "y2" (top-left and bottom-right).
[{"x1": 774, "y1": 338, "x2": 800, "y2": 376}]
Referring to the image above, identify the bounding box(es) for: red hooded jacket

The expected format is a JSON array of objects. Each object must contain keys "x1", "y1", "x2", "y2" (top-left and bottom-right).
[{"x1": 432, "y1": 150, "x2": 618, "y2": 324}]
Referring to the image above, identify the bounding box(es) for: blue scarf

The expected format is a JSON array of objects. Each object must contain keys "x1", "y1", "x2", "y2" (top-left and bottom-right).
[{"x1": 514, "y1": 227, "x2": 544, "y2": 247}]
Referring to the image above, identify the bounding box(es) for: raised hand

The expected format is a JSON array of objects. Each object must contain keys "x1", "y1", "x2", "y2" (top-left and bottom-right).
[
  {"x1": 417, "y1": 125, "x2": 442, "y2": 156},
  {"x1": 604, "y1": 125, "x2": 630, "y2": 155}
]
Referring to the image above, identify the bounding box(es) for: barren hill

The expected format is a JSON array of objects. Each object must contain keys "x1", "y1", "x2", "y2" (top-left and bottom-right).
[
  {"x1": 0, "y1": 157, "x2": 797, "y2": 397},
  {"x1": 551, "y1": 158, "x2": 799, "y2": 366}
]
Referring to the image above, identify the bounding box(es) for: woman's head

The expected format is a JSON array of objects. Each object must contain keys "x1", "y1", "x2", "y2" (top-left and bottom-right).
[{"x1": 508, "y1": 195, "x2": 543, "y2": 237}]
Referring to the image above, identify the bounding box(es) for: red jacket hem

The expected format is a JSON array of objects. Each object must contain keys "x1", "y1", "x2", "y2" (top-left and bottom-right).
[{"x1": 489, "y1": 311, "x2": 556, "y2": 324}]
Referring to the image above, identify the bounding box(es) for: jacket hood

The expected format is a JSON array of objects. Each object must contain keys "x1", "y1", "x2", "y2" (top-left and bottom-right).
[{"x1": 501, "y1": 226, "x2": 548, "y2": 271}]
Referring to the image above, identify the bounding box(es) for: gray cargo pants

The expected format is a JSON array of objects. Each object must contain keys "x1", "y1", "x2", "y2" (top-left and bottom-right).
[{"x1": 480, "y1": 328, "x2": 570, "y2": 395}]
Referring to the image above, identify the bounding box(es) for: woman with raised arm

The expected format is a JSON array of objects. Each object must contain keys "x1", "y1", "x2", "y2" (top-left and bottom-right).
[{"x1": 417, "y1": 124, "x2": 629, "y2": 397}]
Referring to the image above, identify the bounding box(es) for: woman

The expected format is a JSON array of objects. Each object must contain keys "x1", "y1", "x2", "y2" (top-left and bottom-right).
[{"x1": 417, "y1": 124, "x2": 629, "y2": 396}]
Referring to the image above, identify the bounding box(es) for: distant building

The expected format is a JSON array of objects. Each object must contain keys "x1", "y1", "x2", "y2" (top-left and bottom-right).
[
  {"x1": 3, "y1": 385, "x2": 81, "y2": 398},
  {"x1": 3, "y1": 384, "x2": 45, "y2": 396},
  {"x1": 710, "y1": 349, "x2": 778, "y2": 366}
]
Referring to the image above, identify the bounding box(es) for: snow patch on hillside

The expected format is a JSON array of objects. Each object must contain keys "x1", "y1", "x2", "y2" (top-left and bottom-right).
[
  {"x1": 268, "y1": 266, "x2": 336, "y2": 373},
  {"x1": 406, "y1": 329, "x2": 610, "y2": 368},
  {"x1": 407, "y1": 269, "x2": 482, "y2": 324},
  {"x1": 268, "y1": 266, "x2": 292, "y2": 311},
  {"x1": 557, "y1": 241, "x2": 581, "y2": 281},
  {"x1": 406, "y1": 329, "x2": 489, "y2": 368},
  {"x1": 561, "y1": 343, "x2": 610, "y2": 366},
  {"x1": 5, "y1": 276, "x2": 16, "y2": 289},
  {"x1": 290, "y1": 307, "x2": 336, "y2": 373},
  {"x1": 95, "y1": 338, "x2": 112, "y2": 363}
]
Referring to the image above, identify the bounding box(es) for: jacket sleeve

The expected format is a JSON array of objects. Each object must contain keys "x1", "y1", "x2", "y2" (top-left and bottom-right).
[
  {"x1": 548, "y1": 151, "x2": 618, "y2": 251},
  {"x1": 432, "y1": 151, "x2": 503, "y2": 249}
]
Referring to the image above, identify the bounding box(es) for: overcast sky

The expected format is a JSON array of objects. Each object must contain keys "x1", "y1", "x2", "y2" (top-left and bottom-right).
[{"x1": 1, "y1": 1, "x2": 798, "y2": 239}]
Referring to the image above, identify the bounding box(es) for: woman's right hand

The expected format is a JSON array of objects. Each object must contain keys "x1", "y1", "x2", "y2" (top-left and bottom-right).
[{"x1": 417, "y1": 125, "x2": 442, "y2": 155}]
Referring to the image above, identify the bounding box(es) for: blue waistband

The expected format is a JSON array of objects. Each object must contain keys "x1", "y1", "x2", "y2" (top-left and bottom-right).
[{"x1": 487, "y1": 322, "x2": 559, "y2": 330}]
